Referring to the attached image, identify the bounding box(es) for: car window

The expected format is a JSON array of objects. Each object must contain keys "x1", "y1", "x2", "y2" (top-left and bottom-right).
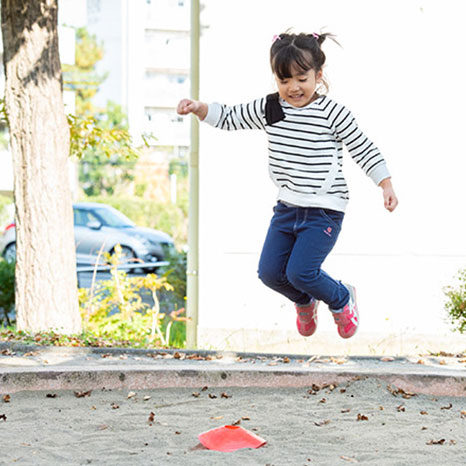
[{"x1": 74, "y1": 209, "x2": 99, "y2": 226}]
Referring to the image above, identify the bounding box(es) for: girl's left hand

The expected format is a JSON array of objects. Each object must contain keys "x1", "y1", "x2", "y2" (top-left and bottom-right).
[{"x1": 379, "y1": 178, "x2": 398, "y2": 212}]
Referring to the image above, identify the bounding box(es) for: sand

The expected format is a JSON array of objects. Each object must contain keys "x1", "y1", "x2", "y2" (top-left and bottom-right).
[{"x1": 1, "y1": 377, "x2": 465, "y2": 465}]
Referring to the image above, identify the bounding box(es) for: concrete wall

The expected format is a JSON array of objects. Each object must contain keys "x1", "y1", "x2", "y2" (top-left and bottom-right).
[{"x1": 197, "y1": 0, "x2": 466, "y2": 355}]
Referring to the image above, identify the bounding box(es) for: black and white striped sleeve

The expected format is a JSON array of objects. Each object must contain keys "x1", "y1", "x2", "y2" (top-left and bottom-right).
[
  {"x1": 331, "y1": 104, "x2": 390, "y2": 185},
  {"x1": 203, "y1": 98, "x2": 266, "y2": 131}
]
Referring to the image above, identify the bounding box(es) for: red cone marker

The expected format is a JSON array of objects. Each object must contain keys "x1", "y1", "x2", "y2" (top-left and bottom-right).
[{"x1": 198, "y1": 425, "x2": 267, "y2": 452}]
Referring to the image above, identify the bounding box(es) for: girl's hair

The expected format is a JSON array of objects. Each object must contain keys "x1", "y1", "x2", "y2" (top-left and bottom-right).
[{"x1": 270, "y1": 32, "x2": 336, "y2": 90}]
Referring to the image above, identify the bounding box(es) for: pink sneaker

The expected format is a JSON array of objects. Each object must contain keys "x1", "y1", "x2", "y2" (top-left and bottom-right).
[
  {"x1": 332, "y1": 284, "x2": 359, "y2": 339},
  {"x1": 295, "y1": 299, "x2": 319, "y2": 337}
]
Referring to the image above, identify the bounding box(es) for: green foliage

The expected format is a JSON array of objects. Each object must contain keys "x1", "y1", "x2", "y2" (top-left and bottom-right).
[
  {"x1": 83, "y1": 196, "x2": 188, "y2": 246},
  {"x1": 444, "y1": 269, "x2": 466, "y2": 334},
  {"x1": 79, "y1": 245, "x2": 186, "y2": 347},
  {"x1": 0, "y1": 258, "x2": 15, "y2": 325},
  {"x1": 0, "y1": 194, "x2": 12, "y2": 227},
  {"x1": 162, "y1": 248, "x2": 187, "y2": 312},
  {"x1": 62, "y1": 27, "x2": 107, "y2": 117}
]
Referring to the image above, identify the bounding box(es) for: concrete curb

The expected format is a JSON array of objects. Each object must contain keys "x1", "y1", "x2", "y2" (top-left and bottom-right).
[
  {"x1": 1, "y1": 365, "x2": 466, "y2": 397},
  {"x1": 1, "y1": 343, "x2": 466, "y2": 396}
]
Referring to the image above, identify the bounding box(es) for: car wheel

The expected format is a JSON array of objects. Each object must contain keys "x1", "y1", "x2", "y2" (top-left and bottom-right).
[
  {"x1": 111, "y1": 245, "x2": 136, "y2": 273},
  {"x1": 4, "y1": 243, "x2": 16, "y2": 263}
]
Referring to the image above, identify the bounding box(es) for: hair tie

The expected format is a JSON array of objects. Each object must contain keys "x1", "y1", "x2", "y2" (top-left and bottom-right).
[
  {"x1": 272, "y1": 34, "x2": 281, "y2": 43},
  {"x1": 312, "y1": 32, "x2": 320, "y2": 40}
]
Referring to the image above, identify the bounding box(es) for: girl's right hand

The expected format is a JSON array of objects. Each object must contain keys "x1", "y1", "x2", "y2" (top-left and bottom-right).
[{"x1": 177, "y1": 99, "x2": 208, "y2": 120}]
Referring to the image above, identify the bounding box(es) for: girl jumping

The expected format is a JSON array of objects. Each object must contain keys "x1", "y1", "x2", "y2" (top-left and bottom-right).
[{"x1": 177, "y1": 32, "x2": 398, "y2": 340}]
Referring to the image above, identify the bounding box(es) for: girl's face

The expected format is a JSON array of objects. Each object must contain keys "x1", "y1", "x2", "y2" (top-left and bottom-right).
[{"x1": 275, "y1": 67, "x2": 323, "y2": 108}]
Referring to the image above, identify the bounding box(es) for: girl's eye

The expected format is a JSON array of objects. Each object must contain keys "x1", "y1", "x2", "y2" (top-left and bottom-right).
[{"x1": 299, "y1": 78, "x2": 308, "y2": 83}]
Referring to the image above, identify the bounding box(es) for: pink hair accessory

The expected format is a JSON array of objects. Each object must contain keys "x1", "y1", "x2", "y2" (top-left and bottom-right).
[
  {"x1": 272, "y1": 34, "x2": 281, "y2": 43},
  {"x1": 312, "y1": 32, "x2": 320, "y2": 39}
]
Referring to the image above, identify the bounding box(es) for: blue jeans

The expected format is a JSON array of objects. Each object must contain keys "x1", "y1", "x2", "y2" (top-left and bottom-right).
[{"x1": 258, "y1": 202, "x2": 349, "y2": 310}]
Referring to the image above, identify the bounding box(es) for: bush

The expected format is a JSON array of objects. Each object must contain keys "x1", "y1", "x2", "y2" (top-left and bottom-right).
[
  {"x1": 79, "y1": 245, "x2": 186, "y2": 347},
  {"x1": 83, "y1": 196, "x2": 187, "y2": 246},
  {"x1": 0, "y1": 258, "x2": 15, "y2": 325},
  {"x1": 444, "y1": 268, "x2": 466, "y2": 334}
]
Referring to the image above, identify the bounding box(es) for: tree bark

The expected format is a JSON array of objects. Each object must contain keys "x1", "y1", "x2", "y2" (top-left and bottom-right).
[{"x1": 1, "y1": 0, "x2": 81, "y2": 333}]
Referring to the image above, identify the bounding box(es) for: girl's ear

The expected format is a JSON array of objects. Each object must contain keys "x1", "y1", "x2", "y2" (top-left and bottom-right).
[{"x1": 316, "y1": 69, "x2": 323, "y2": 82}]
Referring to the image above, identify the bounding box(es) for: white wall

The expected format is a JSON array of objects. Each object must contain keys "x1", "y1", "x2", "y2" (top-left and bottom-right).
[{"x1": 197, "y1": 0, "x2": 466, "y2": 355}]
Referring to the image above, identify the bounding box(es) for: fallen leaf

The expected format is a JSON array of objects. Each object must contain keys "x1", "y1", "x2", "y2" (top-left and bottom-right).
[
  {"x1": 381, "y1": 357, "x2": 395, "y2": 362},
  {"x1": 46, "y1": 393, "x2": 57, "y2": 399},
  {"x1": 241, "y1": 416, "x2": 251, "y2": 421},
  {"x1": 438, "y1": 359, "x2": 447, "y2": 365},
  {"x1": 417, "y1": 359, "x2": 425, "y2": 365},
  {"x1": 0, "y1": 414, "x2": 6, "y2": 421},
  {"x1": 397, "y1": 405, "x2": 406, "y2": 412},
  {"x1": 127, "y1": 391, "x2": 137, "y2": 399},
  {"x1": 341, "y1": 409, "x2": 351, "y2": 413},
  {"x1": 460, "y1": 410, "x2": 466, "y2": 419},
  {"x1": 231, "y1": 419, "x2": 241, "y2": 426},
  {"x1": 449, "y1": 440, "x2": 457, "y2": 445},
  {"x1": 426, "y1": 439, "x2": 445, "y2": 445},
  {"x1": 357, "y1": 414, "x2": 368, "y2": 421},
  {"x1": 421, "y1": 426, "x2": 428, "y2": 430},
  {"x1": 111, "y1": 403, "x2": 120, "y2": 409},
  {"x1": 210, "y1": 416, "x2": 224, "y2": 420},
  {"x1": 208, "y1": 394, "x2": 217, "y2": 399},
  {"x1": 24, "y1": 351, "x2": 39, "y2": 357},
  {"x1": 148, "y1": 412, "x2": 155, "y2": 424},
  {"x1": 1, "y1": 349, "x2": 15, "y2": 356},
  {"x1": 221, "y1": 392, "x2": 231, "y2": 399},
  {"x1": 3, "y1": 394, "x2": 10, "y2": 403},
  {"x1": 330, "y1": 357, "x2": 347, "y2": 364},
  {"x1": 192, "y1": 392, "x2": 200, "y2": 398},
  {"x1": 314, "y1": 419, "x2": 331, "y2": 427},
  {"x1": 143, "y1": 396, "x2": 151, "y2": 401},
  {"x1": 175, "y1": 431, "x2": 181, "y2": 435},
  {"x1": 283, "y1": 357, "x2": 291, "y2": 363},
  {"x1": 101, "y1": 353, "x2": 112, "y2": 358},
  {"x1": 441, "y1": 403, "x2": 453, "y2": 410},
  {"x1": 74, "y1": 390, "x2": 92, "y2": 398},
  {"x1": 268, "y1": 361, "x2": 278, "y2": 366},
  {"x1": 201, "y1": 386, "x2": 208, "y2": 392},
  {"x1": 319, "y1": 398, "x2": 327, "y2": 404},
  {"x1": 97, "y1": 424, "x2": 108, "y2": 430},
  {"x1": 340, "y1": 455, "x2": 358, "y2": 463},
  {"x1": 420, "y1": 411, "x2": 428, "y2": 415},
  {"x1": 379, "y1": 406, "x2": 384, "y2": 411}
]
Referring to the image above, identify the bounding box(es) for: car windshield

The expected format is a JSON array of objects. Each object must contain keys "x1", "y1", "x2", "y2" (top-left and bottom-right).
[{"x1": 94, "y1": 207, "x2": 135, "y2": 228}]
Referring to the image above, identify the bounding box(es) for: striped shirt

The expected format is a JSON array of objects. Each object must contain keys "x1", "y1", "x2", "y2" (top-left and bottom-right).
[{"x1": 204, "y1": 94, "x2": 390, "y2": 212}]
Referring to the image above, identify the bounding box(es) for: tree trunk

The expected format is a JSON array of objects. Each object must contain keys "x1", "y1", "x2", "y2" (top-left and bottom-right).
[{"x1": 1, "y1": 0, "x2": 81, "y2": 333}]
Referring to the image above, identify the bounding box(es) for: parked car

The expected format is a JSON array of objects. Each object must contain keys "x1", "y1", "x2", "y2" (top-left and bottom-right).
[{"x1": 0, "y1": 202, "x2": 175, "y2": 270}]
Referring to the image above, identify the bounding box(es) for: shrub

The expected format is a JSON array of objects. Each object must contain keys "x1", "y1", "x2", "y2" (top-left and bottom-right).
[
  {"x1": 444, "y1": 268, "x2": 466, "y2": 334},
  {"x1": 79, "y1": 245, "x2": 186, "y2": 347},
  {"x1": 0, "y1": 258, "x2": 15, "y2": 325}
]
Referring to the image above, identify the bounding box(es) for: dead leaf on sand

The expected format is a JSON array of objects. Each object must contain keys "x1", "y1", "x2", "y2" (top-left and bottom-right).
[
  {"x1": 208, "y1": 394, "x2": 217, "y2": 399},
  {"x1": 440, "y1": 403, "x2": 453, "y2": 410},
  {"x1": 111, "y1": 403, "x2": 120, "y2": 409},
  {"x1": 221, "y1": 392, "x2": 231, "y2": 399},
  {"x1": 210, "y1": 416, "x2": 224, "y2": 421},
  {"x1": 341, "y1": 455, "x2": 359, "y2": 463},
  {"x1": 127, "y1": 391, "x2": 137, "y2": 399},
  {"x1": 397, "y1": 405, "x2": 406, "y2": 412},
  {"x1": 380, "y1": 357, "x2": 395, "y2": 362},
  {"x1": 341, "y1": 408, "x2": 351, "y2": 413},
  {"x1": 420, "y1": 411, "x2": 428, "y2": 415},
  {"x1": 3, "y1": 394, "x2": 10, "y2": 403},
  {"x1": 148, "y1": 412, "x2": 155, "y2": 425},
  {"x1": 0, "y1": 414, "x2": 6, "y2": 421},
  {"x1": 231, "y1": 419, "x2": 241, "y2": 426},
  {"x1": 314, "y1": 419, "x2": 331, "y2": 427},
  {"x1": 356, "y1": 414, "x2": 368, "y2": 421},
  {"x1": 74, "y1": 390, "x2": 92, "y2": 398},
  {"x1": 192, "y1": 392, "x2": 200, "y2": 398},
  {"x1": 426, "y1": 439, "x2": 445, "y2": 445},
  {"x1": 143, "y1": 395, "x2": 151, "y2": 401},
  {"x1": 46, "y1": 393, "x2": 57, "y2": 399},
  {"x1": 460, "y1": 410, "x2": 466, "y2": 419}
]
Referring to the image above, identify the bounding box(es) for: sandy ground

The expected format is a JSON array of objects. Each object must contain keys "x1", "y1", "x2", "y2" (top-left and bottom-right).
[{"x1": 1, "y1": 377, "x2": 465, "y2": 466}]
